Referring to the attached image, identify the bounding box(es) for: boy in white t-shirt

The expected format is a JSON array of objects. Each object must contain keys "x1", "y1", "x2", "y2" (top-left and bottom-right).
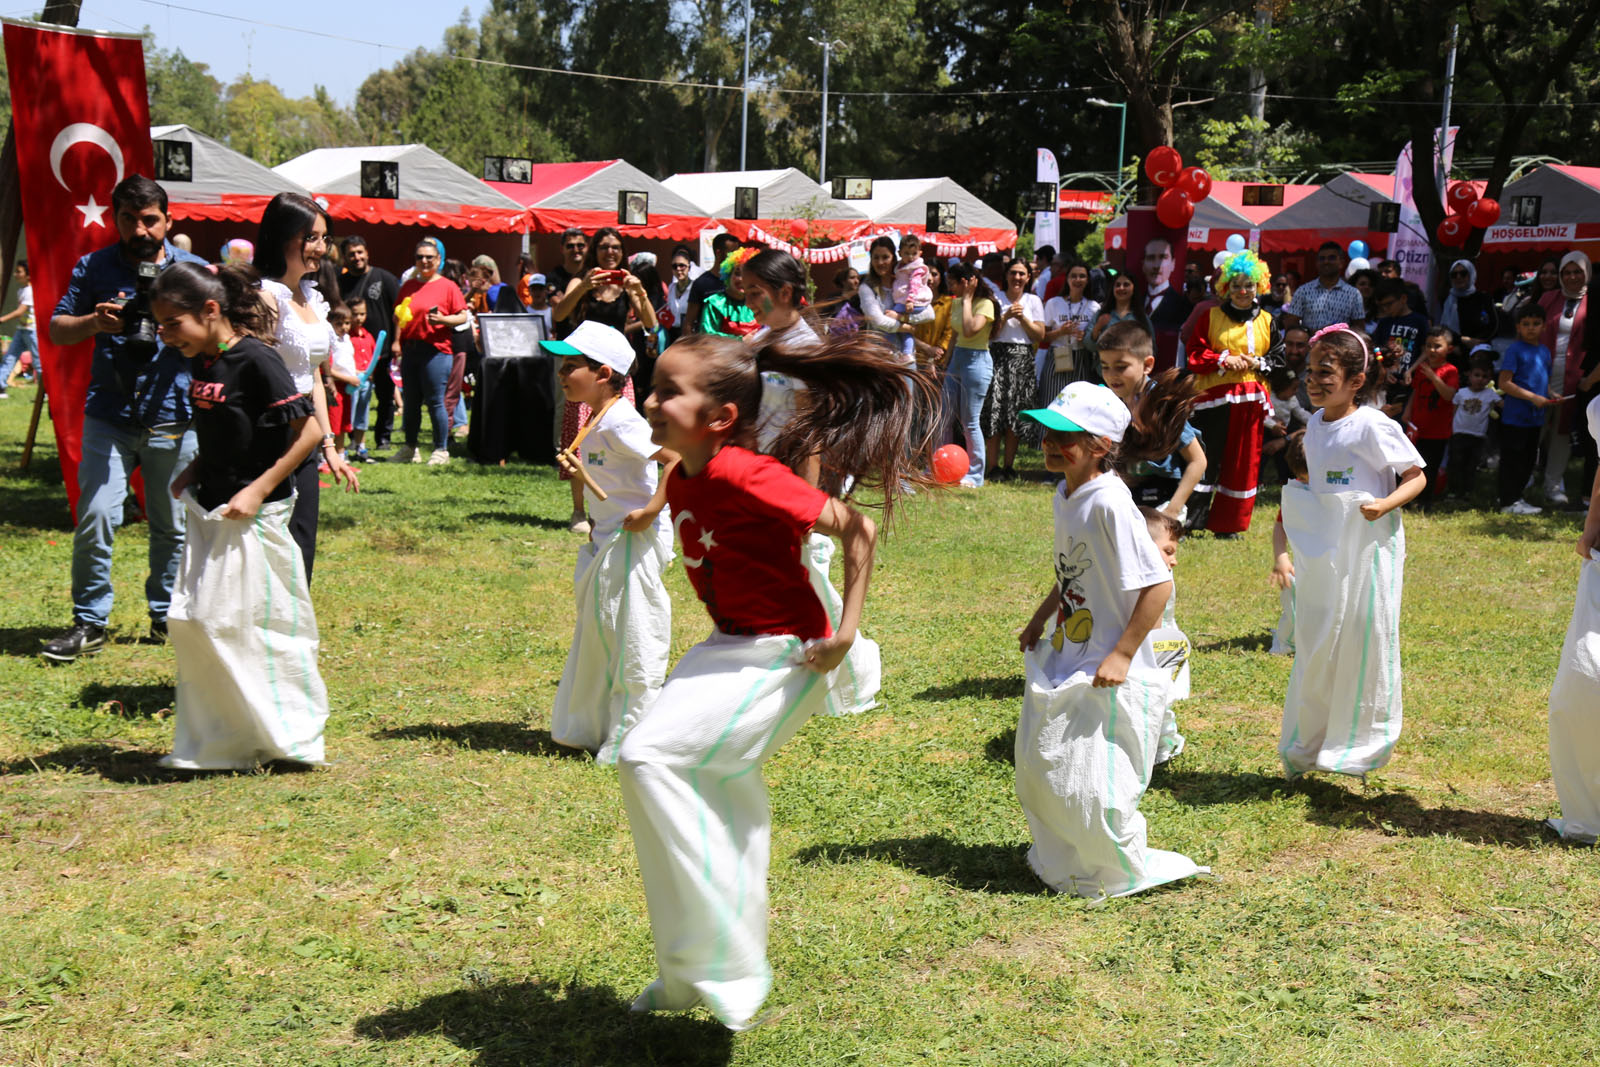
[
  {"x1": 1448, "y1": 354, "x2": 1499, "y2": 503},
  {"x1": 545, "y1": 322, "x2": 680, "y2": 763},
  {"x1": 1012, "y1": 382, "x2": 1207, "y2": 899}
]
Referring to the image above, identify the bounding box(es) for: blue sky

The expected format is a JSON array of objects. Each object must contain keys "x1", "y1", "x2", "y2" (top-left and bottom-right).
[{"x1": 64, "y1": 0, "x2": 492, "y2": 105}]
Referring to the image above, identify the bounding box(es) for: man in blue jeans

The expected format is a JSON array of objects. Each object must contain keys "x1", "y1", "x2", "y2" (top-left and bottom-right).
[{"x1": 41, "y1": 175, "x2": 207, "y2": 662}]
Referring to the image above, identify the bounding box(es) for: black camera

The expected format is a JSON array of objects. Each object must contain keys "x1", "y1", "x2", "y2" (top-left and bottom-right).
[{"x1": 116, "y1": 261, "x2": 161, "y2": 359}]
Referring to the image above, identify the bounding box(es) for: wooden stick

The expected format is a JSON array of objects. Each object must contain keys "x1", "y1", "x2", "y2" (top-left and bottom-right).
[
  {"x1": 558, "y1": 394, "x2": 622, "y2": 501},
  {"x1": 19, "y1": 373, "x2": 45, "y2": 469}
]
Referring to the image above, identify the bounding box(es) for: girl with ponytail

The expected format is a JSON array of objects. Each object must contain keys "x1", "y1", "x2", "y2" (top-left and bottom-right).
[
  {"x1": 148, "y1": 261, "x2": 330, "y2": 771},
  {"x1": 615, "y1": 330, "x2": 935, "y2": 1031}
]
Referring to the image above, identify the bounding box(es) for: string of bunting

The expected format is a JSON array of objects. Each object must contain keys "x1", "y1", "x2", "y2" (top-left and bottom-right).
[{"x1": 746, "y1": 224, "x2": 999, "y2": 263}]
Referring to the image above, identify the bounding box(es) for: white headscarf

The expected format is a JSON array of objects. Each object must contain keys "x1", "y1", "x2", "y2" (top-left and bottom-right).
[
  {"x1": 1559, "y1": 251, "x2": 1591, "y2": 300},
  {"x1": 1439, "y1": 258, "x2": 1476, "y2": 334}
]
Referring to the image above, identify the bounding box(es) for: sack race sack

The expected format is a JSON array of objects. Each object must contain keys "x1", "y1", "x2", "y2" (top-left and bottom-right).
[
  {"x1": 1149, "y1": 622, "x2": 1189, "y2": 763},
  {"x1": 1269, "y1": 582, "x2": 1296, "y2": 656},
  {"x1": 803, "y1": 532, "x2": 881, "y2": 716},
  {"x1": 550, "y1": 525, "x2": 673, "y2": 764},
  {"x1": 1548, "y1": 552, "x2": 1600, "y2": 843},
  {"x1": 163, "y1": 494, "x2": 328, "y2": 771},
  {"x1": 617, "y1": 630, "x2": 835, "y2": 1030},
  {"x1": 1278, "y1": 486, "x2": 1405, "y2": 778},
  {"x1": 1014, "y1": 647, "x2": 1206, "y2": 899}
]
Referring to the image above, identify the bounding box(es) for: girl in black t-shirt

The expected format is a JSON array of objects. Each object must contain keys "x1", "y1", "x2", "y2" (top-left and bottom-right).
[{"x1": 148, "y1": 262, "x2": 330, "y2": 771}]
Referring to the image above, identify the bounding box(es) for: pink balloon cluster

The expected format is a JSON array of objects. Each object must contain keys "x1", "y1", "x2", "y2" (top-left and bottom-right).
[
  {"x1": 1144, "y1": 147, "x2": 1214, "y2": 229},
  {"x1": 1435, "y1": 181, "x2": 1501, "y2": 248}
]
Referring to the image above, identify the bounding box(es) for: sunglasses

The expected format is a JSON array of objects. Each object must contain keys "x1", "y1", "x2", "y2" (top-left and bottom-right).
[
  {"x1": 415, "y1": 254, "x2": 438, "y2": 263},
  {"x1": 564, "y1": 241, "x2": 587, "y2": 250}
]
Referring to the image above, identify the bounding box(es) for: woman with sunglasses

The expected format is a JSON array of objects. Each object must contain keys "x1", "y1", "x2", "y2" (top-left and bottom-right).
[
  {"x1": 391, "y1": 239, "x2": 470, "y2": 467},
  {"x1": 256, "y1": 192, "x2": 360, "y2": 583}
]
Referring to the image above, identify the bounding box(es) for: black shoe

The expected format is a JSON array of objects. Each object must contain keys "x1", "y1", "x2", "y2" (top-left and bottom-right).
[
  {"x1": 1002, "y1": 466, "x2": 1018, "y2": 482},
  {"x1": 41, "y1": 621, "x2": 107, "y2": 663},
  {"x1": 148, "y1": 618, "x2": 169, "y2": 644}
]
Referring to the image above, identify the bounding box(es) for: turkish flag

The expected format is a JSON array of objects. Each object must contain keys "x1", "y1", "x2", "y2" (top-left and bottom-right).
[{"x1": 3, "y1": 20, "x2": 153, "y2": 520}]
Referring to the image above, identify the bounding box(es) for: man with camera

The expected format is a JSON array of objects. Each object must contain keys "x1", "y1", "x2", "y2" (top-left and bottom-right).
[{"x1": 41, "y1": 175, "x2": 207, "y2": 663}]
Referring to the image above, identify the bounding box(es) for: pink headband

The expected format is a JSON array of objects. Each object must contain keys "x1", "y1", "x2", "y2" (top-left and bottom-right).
[{"x1": 1308, "y1": 322, "x2": 1372, "y2": 371}]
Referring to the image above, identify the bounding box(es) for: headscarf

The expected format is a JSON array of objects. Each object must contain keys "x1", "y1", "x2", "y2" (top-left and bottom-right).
[
  {"x1": 1439, "y1": 258, "x2": 1476, "y2": 334},
  {"x1": 1560, "y1": 250, "x2": 1591, "y2": 300}
]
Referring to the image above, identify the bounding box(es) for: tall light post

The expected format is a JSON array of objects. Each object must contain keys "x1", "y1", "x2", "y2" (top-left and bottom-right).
[
  {"x1": 1086, "y1": 97, "x2": 1127, "y2": 202},
  {"x1": 739, "y1": 0, "x2": 751, "y2": 169},
  {"x1": 808, "y1": 35, "x2": 844, "y2": 185}
]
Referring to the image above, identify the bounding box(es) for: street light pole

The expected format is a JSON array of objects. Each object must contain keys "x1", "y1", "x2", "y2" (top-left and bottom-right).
[
  {"x1": 1087, "y1": 97, "x2": 1127, "y2": 203},
  {"x1": 739, "y1": 0, "x2": 751, "y2": 169},
  {"x1": 808, "y1": 35, "x2": 844, "y2": 185}
]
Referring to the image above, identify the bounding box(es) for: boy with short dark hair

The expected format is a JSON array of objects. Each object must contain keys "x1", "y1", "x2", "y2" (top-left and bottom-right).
[
  {"x1": 1372, "y1": 278, "x2": 1430, "y2": 419},
  {"x1": 1497, "y1": 303, "x2": 1556, "y2": 514}
]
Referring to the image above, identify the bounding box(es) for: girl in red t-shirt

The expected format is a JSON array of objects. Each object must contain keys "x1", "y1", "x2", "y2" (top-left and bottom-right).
[
  {"x1": 1401, "y1": 327, "x2": 1459, "y2": 507},
  {"x1": 615, "y1": 332, "x2": 936, "y2": 1031}
]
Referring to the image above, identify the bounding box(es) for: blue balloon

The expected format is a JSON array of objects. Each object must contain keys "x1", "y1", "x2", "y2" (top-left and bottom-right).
[
  {"x1": 1348, "y1": 240, "x2": 1368, "y2": 260},
  {"x1": 1225, "y1": 233, "x2": 1246, "y2": 253}
]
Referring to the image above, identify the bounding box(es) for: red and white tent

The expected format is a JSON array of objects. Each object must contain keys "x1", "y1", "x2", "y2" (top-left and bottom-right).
[
  {"x1": 153, "y1": 124, "x2": 310, "y2": 225},
  {"x1": 1487, "y1": 164, "x2": 1600, "y2": 249},
  {"x1": 274, "y1": 143, "x2": 527, "y2": 275},
  {"x1": 853, "y1": 177, "x2": 1017, "y2": 256},
  {"x1": 1106, "y1": 179, "x2": 1317, "y2": 254},
  {"x1": 662, "y1": 168, "x2": 871, "y2": 255},
  {"x1": 491, "y1": 159, "x2": 709, "y2": 242},
  {"x1": 1253, "y1": 172, "x2": 1394, "y2": 255}
]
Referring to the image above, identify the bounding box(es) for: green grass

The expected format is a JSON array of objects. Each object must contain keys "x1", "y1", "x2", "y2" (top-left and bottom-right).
[{"x1": 1, "y1": 389, "x2": 1597, "y2": 1066}]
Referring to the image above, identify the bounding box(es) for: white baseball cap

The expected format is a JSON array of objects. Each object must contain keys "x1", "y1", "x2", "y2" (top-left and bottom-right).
[
  {"x1": 527, "y1": 273, "x2": 547, "y2": 287},
  {"x1": 540, "y1": 320, "x2": 635, "y2": 375},
  {"x1": 1021, "y1": 381, "x2": 1130, "y2": 442}
]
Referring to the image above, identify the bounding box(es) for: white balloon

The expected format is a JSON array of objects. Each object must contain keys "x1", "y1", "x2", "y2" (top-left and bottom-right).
[
  {"x1": 1225, "y1": 233, "x2": 1246, "y2": 253},
  {"x1": 1213, "y1": 251, "x2": 1229, "y2": 269},
  {"x1": 1346, "y1": 257, "x2": 1371, "y2": 277}
]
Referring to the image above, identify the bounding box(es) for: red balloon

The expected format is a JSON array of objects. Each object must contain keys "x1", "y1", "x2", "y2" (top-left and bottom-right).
[
  {"x1": 1144, "y1": 146, "x2": 1183, "y2": 188},
  {"x1": 1446, "y1": 181, "x2": 1478, "y2": 214},
  {"x1": 1436, "y1": 215, "x2": 1469, "y2": 247},
  {"x1": 1467, "y1": 196, "x2": 1501, "y2": 228},
  {"x1": 1155, "y1": 187, "x2": 1196, "y2": 229},
  {"x1": 1176, "y1": 166, "x2": 1213, "y2": 201},
  {"x1": 932, "y1": 444, "x2": 968, "y2": 484}
]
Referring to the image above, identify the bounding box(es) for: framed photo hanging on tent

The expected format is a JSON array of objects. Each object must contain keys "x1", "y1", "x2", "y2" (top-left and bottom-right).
[
  {"x1": 619, "y1": 190, "x2": 649, "y2": 226},
  {"x1": 832, "y1": 176, "x2": 873, "y2": 200},
  {"x1": 484, "y1": 155, "x2": 533, "y2": 183},
  {"x1": 361, "y1": 161, "x2": 399, "y2": 200},
  {"x1": 1510, "y1": 195, "x2": 1542, "y2": 227},
  {"x1": 1026, "y1": 181, "x2": 1056, "y2": 212},
  {"x1": 153, "y1": 140, "x2": 193, "y2": 183},
  {"x1": 927, "y1": 201, "x2": 958, "y2": 234},
  {"x1": 733, "y1": 186, "x2": 759, "y2": 220},
  {"x1": 1367, "y1": 200, "x2": 1401, "y2": 233}
]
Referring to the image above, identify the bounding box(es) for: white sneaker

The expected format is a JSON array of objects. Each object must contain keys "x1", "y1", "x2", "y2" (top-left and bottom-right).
[
  {"x1": 390, "y1": 445, "x2": 419, "y2": 463},
  {"x1": 427, "y1": 449, "x2": 450, "y2": 466},
  {"x1": 1501, "y1": 499, "x2": 1542, "y2": 515},
  {"x1": 1546, "y1": 486, "x2": 1570, "y2": 506}
]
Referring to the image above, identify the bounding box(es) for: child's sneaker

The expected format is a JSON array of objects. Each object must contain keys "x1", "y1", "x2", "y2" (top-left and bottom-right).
[
  {"x1": 1501, "y1": 499, "x2": 1542, "y2": 515},
  {"x1": 427, "y1": 449, "x2": 451, "y2": 466},
  {"x1": 356, "y1": 447, "x2": 375, "y2": 464}
]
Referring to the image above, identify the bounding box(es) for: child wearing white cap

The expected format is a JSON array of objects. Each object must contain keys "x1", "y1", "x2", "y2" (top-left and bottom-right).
[
  {"x1": 544, "y1": 321, "x2": 680, "y2": 763},
  {"x1": 1012, "y1": 382, "x2": 1209, "y2": 899}
]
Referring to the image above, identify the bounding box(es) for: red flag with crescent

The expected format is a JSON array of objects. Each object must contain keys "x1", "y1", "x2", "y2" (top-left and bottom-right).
[{"x1": 2, "y1": 20, "x2": 152, "y2": 520}]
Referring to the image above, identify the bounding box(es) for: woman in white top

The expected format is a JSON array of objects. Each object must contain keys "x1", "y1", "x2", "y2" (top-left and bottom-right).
[
  {"x1": 255, "y1": 193, "x2": 359, "y2": 583},
  {"x1": 1038, "y1": 261, "x2": 1103, "y2": 411},
  {"x1": 858, "y1": 236, "x2": 915, "y2": 361},
  {"x1": 661, "y1": 245, "x2": 695, "y2": 349},
  {"x1": 981, "y1": 258, "x2": 1044, "y2": 481}
]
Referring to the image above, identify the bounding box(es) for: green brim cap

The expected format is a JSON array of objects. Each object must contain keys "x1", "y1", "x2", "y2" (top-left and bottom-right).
[
  {"x1": 539, "y1": 339, "x2": 583, "y2": 356},
  {"x1": 1019, "y1": 407, "x2": 1086, "y2": 433}
]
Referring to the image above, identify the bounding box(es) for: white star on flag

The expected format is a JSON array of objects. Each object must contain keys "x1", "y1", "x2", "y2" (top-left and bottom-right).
[
  {"x1": 698, "y1": 528, "x2": 718, "y2": 552},
  {"x1": 76, "y1": 194, "x2": 108, "y2": 228}
]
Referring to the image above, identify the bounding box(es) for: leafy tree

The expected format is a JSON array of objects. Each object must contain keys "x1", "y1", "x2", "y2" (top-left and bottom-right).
[{"x1": 144, "y1": 43, "x2": 224, "y2": 132}]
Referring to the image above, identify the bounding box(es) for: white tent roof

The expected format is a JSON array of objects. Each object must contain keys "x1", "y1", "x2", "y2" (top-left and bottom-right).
[
  {"x1": 151, "y1": 124, "x2": 310, "y2": 203},
  {"x1": 853, "y1": 177, "x2": 1014, "y2": 234},
  {"x1": 531, "y1": 159, "x2": 708, "y2": 217},
  {"x1": 662, "y1": 168, "x2": 868, "y2": 220},
  {"x1": 273, "y1": 144, "x2": 524, "y2": 210}
]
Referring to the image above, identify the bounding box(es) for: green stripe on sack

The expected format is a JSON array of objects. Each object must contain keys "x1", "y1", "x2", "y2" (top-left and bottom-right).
[
  {"x1": 1105, "y1": 686, "x2": 1137, "y2": 888},
  {"x1": 1334, "y1": 523, "x2": 1381, "y2": 774},
  {"x1": 252, "y1": 518, "x2": 292, "y2": 752}
]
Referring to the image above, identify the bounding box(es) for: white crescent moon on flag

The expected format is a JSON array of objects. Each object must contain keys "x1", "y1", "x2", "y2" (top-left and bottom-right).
[{"x1": 50, "y1": 123, "x2": 125, "y2": 191}]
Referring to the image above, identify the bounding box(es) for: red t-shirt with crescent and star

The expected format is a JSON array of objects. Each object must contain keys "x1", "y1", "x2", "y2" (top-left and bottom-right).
[{"x1": 664, "y1": 444, "x2": 831, "y2": 640}]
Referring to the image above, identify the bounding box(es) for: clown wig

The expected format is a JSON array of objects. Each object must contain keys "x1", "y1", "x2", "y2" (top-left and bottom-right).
[
  {"x1": 720, "y1": 245, "x2": 759, "y2": 283},
  {"x1": 1214, "y1": 249, "x2": 1269, "y2": 297}
]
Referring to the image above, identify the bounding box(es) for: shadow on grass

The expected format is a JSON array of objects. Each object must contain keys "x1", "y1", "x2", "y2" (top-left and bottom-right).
[
  {"x1": 0, "y1": 742, "x2": 318, "y2": 782},
  {"x1": 984, "y1": 727, "x2": 1016, "y2": 766},
  {"x1": 79, "y1": 682, "x2": 172, "y2": 717},
  {"x1": 1468, "y1": 512, "x2": 1581, "y2": 540},
  {"x1": 795, "y1": 836, "x2": 1042, "y2": 894},
  {"x1": 467, "y1": 510, "x2": 571, "y2": 531},
  {"x1": 0, "y1": 458, "x2": 73, "y2": 532},
  {"x1": 1154, "y1": 767, "x2": 1551, "y2": 848},
  {"x1": 374, "y1": 721, "x2": 584, "y2": 758},
  {"x1": 355, "y1": 978, "x2": 733, "y2": 1067},
  {"x1": 913, "y1": 675, "x2": 1024, "y2": 703},
  {"x1": 0, "y1": 625, "x2": 62, "y2": 656},
  {"x1": 1192, "y1": 632, "x2": 1275, "y2": 654}
]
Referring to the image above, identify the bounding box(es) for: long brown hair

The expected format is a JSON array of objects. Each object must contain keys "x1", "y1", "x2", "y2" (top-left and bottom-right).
[
  {"x1": 1120, "y1": 369, "x2": 1197, "y2": 464},
  {"x1": 151, "y1": 261, "x2": 277, "y2": 341},
  {"x1": 676, "y1": 332, "x2": 940, "y2": 521}
]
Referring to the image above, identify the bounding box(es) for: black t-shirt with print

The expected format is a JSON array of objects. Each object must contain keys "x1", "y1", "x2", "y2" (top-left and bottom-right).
[
  {"x1": 339, "y1": 267, "x2": 400, "y2": 348},
  {"x1": 188, "y1": 336, "x2": 315, "y2": 510}
]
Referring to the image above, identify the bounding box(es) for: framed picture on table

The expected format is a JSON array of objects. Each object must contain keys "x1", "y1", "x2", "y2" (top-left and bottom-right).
[{"x1": 478, "y1": 313, "x2": 547, "y2": 359}]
